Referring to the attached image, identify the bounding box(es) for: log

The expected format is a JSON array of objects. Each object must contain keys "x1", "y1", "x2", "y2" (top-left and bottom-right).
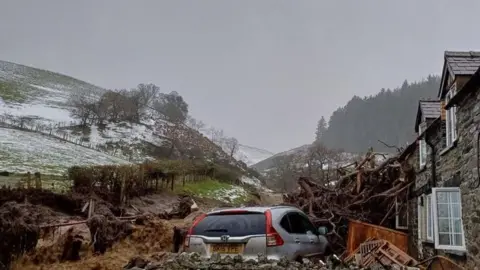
[{"x1": 283, "y1": 146, "x2": 415, "y2": 254}]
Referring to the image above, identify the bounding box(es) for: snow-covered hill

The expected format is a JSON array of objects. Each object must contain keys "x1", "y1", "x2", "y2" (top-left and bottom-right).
[
  {"x1": 0, "y1": 127, "x2": 129, "y2": 175},
  {"x1": 251, "y1": 141, "x2": 394, "y2": 174},
  {"x1": 234, "y1": 144, "x2": 275, "y2": 167},
  {"x1": 0, "y1": 60, "x2": 252, "y2": 174}
]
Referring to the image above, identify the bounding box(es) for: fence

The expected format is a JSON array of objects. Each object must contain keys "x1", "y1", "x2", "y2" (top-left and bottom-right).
[{"x1": 0, "y1": 114, "x2": 130, "y2": 161}]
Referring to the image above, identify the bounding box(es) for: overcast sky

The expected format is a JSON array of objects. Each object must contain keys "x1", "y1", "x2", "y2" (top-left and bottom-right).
[{"x1": 1, "y1": 0, "x2": 480, "y2": 153}]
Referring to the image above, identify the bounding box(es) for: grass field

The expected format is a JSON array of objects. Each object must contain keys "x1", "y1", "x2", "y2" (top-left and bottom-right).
[
  {"x1": 173, "y1": 178, "x2": 253, "y2": 204},
  {"x1": 0, "y1": 173, "x2": 72, "y2": 193}
]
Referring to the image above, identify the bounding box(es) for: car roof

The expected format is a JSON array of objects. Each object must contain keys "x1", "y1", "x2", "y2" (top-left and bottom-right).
[{"x1": 207, "y1": 205, "x2": 300, "y2": 215}]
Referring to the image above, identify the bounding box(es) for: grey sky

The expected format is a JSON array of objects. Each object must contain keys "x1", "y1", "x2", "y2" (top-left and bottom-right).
[{"x1": 1, "y1": 0, "x2": 480, "y2": 153}]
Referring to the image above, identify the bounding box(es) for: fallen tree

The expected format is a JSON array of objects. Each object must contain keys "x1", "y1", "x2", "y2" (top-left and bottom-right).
[{"x1": 283, "y1": 146, "x2": 416, "y2": 254}]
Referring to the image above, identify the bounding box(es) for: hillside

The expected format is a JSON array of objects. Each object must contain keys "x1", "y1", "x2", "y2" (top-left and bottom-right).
[
  {"x1": 234, "y1": 144, "x2": 275, "y2": 166},
  {"x1": 251, "y1": 144, "x2": 311, "y2": 172},
  {"x1": 321, "y1": 76, "x2": 440, "y2": 153},
  {"x1": 251, "y1": 76, "x2": 440, "y2": 173},
  {"x1": 0, "y1": 60, "x2": 255, "y2": 175}
]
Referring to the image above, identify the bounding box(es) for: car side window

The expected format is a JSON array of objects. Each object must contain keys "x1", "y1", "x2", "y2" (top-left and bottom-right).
[
  {"x1": 279, "y1": 215, "x2": 292, "y2": 233},
  {"x1": 298, "y1": 213, "x2": 317, "y2": 235},
  {"x1": 287, "y1": 213, "x2": 308, "y2": 234}
]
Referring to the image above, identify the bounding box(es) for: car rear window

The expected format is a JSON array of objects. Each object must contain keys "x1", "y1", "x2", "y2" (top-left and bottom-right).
[{"x1": 192, "y1": 212, "x2": 266, "y2": 237}]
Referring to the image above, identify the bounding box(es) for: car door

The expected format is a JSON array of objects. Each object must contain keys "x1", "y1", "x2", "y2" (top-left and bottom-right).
[
  {"x1": 296, "y1": 212, "x2": 327, "y2": 257},
  {"x1": 285, "y1": 212, "x2": 313, "y2": 258}
]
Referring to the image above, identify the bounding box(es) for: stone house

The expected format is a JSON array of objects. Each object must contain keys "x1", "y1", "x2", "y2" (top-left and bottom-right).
[{"x1": 406, "y1": 51, "x2": 480, "y2": 268}]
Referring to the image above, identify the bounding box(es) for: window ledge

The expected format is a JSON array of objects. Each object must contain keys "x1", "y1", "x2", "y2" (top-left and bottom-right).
[
  {"x1": 440, "y1": 139, "x2": 458, "y2": 156},
  {"x1": 422, "y1": 240, "x2": 434, "y2": 246},
  {"x1": 418, "y1": 165, "x2": 426, "y2": 172},
  {"x1": 443, "y1": 249, "x2": 467, "y2": 256}
]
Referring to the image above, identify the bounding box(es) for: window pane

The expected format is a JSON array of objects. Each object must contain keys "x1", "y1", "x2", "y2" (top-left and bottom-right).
[
  {"x1": 439, "y1": 233, "x2": 451, "y2": 245},
  {"x1": 454, "y1": 219, "x2": 462, "y2": 233},
  {"x1": 288, "y1": 213, "x2": 313, "y2": 234},
  {"x1": 450, "y1": 191, "x2": 460, "y2": 203},
  {"x1": 437, "y1": 203, "x2": 449, "y2": 217},
  {"x1": 437, "y1": 191, "x2": 448, "y2": 203},
  {"x1": 280, "y1": 216, "x2": 292, "y2": 233},
  {"x1": 438, "y1": 218, "x2": 450, "y2": 233},
  {"x1": 451, "y1": 204, "x2": 461, "y2": 218},
  {"x1": 193, "y1": 213, "x2": 267, "y2": 237},
  {"x1": 427, "y1": 196, "x2": 433, "y2": 238},
  {"x1": 454, "y1": 233, "x2": 463, "y2": 246}
]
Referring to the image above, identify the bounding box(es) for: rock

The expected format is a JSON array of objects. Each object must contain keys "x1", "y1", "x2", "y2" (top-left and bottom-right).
[
  {"x1": 190, "y1": 199, "x2": 199, "y2": 212},
  {"x1": 125, "y1": 252, "x2": 369, "y2": 270}
]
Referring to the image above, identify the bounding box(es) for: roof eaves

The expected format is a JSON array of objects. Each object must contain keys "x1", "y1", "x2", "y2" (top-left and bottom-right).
[
  {"x1": 438, "y1": 58, "x2": 448, "y2": 98},
  {"x1": 414, "y1": 102, "x2": 422, "y2": 133}
]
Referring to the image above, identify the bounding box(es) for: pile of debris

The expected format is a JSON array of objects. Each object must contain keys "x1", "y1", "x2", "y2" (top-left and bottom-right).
[
  {"x1": 0, "y1": 202, "x2": 43, "y2": 268},
  {"x1": 283, "y1": 147, "x2": 415, "y2": 254},
  {"x1": 123, "y1": 252, "x2": 379, "y2": 270}
]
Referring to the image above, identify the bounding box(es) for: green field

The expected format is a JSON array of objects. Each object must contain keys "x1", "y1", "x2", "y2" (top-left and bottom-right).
[{"x1": 0, "y1": 173, "x2": 72, "y2": 193}]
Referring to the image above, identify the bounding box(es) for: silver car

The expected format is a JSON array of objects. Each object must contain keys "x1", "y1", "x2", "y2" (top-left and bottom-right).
[{"x1": 183, "y1": 205, "x2": 330, "y2": 261}]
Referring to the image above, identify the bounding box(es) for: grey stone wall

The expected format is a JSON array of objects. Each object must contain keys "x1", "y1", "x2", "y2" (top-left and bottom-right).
[
  {"x1": 443, "y1": 85, "x2": 480, "y2": 268},
  {"x1": 410, "y1": 120, "x2": 442, "y2": 261},
  {"x1": 411, "y1": 84, "x2": 480, "y2": 268}
]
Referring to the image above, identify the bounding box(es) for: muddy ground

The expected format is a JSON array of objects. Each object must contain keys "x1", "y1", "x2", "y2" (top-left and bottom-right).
[{"x1": 0, "y1": 186, "x2": 282, "y2": 270}]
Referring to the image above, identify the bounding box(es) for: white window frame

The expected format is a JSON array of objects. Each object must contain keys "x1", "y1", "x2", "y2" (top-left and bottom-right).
[
  {"x1": 418, "y1": 122, "x2": 427, "y2": 167},
  {"x1": 417, "y1": 196, "x2": 423, "y2": 241},
  {"x1": 418, "y1": 194, "x2": 434, "y2": 242},
  {"x1": 431, "y1": 187, "x2": 466, "y2": 251},
  {"x1": 445, "y1": 86, "x2": 457, "y2": 147},
  {"x1": 426, "y1": 194, "x2": 433, "y2": 241},
  {"x1": 395, "y1": 197, "x2": 408, "y2": 230}
]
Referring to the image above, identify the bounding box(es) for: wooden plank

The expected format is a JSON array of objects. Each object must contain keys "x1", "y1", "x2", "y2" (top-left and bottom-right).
[
  {"x1": 441, "y1": 100, "x2": 446, "y2": 120},
  {"x1": 346, "y1": 219, "x2": 408, "y2": 255}
]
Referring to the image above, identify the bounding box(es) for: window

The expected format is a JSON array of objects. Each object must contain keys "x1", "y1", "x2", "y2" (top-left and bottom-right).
[
  {"x1": 432, "y1": 187, "x2": 466, "y2": 251},
  {"x1": 192, "y1": 212, "x2": 266, "y2": 237},
  {"x1": 445, "y1": 86, "x2": 457, "y2": 147},
  {"x1": 418, "y1": 122, "x2": 427, "y2": 167},
  {"x1": 280, "y1": 215, "x2": 292, "y2": 233},
  {"x1": 286, "y1": 212, "x2": 317, "y2": 235},
  {"x1": 395, "y1": 197, "x2": 408, "y2": 230},
  {"x1": 418, "y1": 194, "x2": 435, "y2": 242},
  {"x1": 418, "y1": 189, "x2": 465, "y2": 251}
]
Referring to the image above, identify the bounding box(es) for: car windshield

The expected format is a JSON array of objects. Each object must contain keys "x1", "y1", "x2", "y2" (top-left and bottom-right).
[{"x1": 192, "y1": 212, "x2": 266, "y2": 237}]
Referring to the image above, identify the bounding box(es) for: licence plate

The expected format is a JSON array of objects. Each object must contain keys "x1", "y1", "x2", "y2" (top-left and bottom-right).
[{"x1": 210, "y1": 244, "x2": 243, "y2": 254}]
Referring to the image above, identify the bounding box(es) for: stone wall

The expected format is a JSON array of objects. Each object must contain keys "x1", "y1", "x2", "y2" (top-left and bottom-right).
[
  {"x1": 409, "y1": 119, "x2": 442, "y2": 261},
  {"x1": 410, "y1": 84, "x2": 480, "y2": 268},
  {"x1": 441, "y1": 84, "x2": 480, "y2": 268}
]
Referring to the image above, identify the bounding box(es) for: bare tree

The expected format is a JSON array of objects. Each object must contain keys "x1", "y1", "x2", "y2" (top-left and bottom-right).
[
  {"x1": 186, "y1": 115, "x2": 205, "y2": 131},
  {"x1": 270, "y1": 155, "x2": 297, "y2": 192},
  {"x1": 162, "y1": 123, "x2": 184, "y2": 158},
  {"x1": 67, "y1": 89, "x2": 97, "y2": 126},
  {"x1": 207, "y1": 127, "x2": 224, "y2": 144},
  {"x1": 303, "y1": 141, "x2": 341, "y2": 184},
  {"x1": 224, "y1": 137, "x2": 239, "y2": 158}
]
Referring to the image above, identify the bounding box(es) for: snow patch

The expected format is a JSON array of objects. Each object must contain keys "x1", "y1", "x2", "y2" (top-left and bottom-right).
[{"x1": 0, "y1": 127, "x2": 130, "y2": 175}]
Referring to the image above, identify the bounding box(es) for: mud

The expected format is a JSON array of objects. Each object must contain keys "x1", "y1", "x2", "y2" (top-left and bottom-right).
[
  {"x1": 0, "y1": 202, "x2": 46, "y2": 268},
  {"x1": 0, "y1": 188, "x2": 85, "y2": 216},
  {"x1": 87, "y1": 215, "x2": 133, "y2": 254},
  {"x1": 13, "y1": 217, "x2": 174, "y2": 270}
]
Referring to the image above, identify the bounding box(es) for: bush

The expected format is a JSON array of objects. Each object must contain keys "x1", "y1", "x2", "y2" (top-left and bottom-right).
[{"x1": 66, "y1": 159, "x2": 237, "y2": 203}]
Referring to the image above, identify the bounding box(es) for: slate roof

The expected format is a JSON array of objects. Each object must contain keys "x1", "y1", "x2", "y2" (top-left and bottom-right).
[
  {"x1": 445, "y1": 51, "x2": 480, "y2": 76},
  {"x1": 438, "y1": 51, "x2": 480, "y2": 98},
  {"x1": 414, "y1": 100, "x2": 441, "y2": 132},
  {"x1": 419, "y1": 100, "x2": 441, "y2": 119}
]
